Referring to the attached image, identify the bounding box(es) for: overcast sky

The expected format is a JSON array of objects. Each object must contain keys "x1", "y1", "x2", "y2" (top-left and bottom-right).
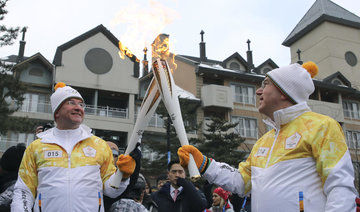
[{"x1": 1, "y1": 0, "x2": 360, "y2": 67}]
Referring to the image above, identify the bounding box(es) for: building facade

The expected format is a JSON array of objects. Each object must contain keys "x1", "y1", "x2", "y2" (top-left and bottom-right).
[{"x1": 1, "y1": 0, "x2": 360, "y2": 189}]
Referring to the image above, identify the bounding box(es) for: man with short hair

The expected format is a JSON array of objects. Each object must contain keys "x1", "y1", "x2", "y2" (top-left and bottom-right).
[
  {"x1": 11, "y1": 83, "x2": 136, "y2": 212},
  {"x1": 178, "y1": 62, "x2": 358, "y2": 211},
  {"x1": 107, "y1": 141, "x2": 120, "y2": 166},
  {"x1": 151, "y1": 161, "x2": 207, "y2": 212}
]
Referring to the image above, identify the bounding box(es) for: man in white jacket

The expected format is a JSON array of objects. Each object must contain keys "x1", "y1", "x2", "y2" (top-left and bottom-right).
[
  {"x1": 11, "y1": 82, "x2": 136, "y2": 212},
  {"x1": 178, "y1": 62, "x2": 358, "y2": 212}
]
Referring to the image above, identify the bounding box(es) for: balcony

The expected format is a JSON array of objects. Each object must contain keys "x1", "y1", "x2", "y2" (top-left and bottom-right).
[
  {"x1": 85, "y1": 105, "x2": 128, "y2": 119},
  {"x1": 307, "y1": 99, "x2": 344, "y2": 122},
  {"x1": 201, "y1": 85, "x2": 233, "y2": 109},
  {"x1": 12, "y1": 99, "x2": 128, "y2": 119}
]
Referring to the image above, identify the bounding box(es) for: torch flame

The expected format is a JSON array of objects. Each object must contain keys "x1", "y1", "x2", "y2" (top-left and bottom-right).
[
  {"x1": 151, "y1": 34, "x2": 177, "y2": 73},
  {"x1": 112, "y1": 0, "x2": 179, "y2": 68},
  {"x1": 118, "y1": 41, "x2": 134, "y2": 59}
]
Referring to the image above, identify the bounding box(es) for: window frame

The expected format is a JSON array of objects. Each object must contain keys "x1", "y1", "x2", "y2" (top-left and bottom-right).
[
  {"x1": 231, "y1": 116, "x2": 258, "y2": 138},
  {"x1": 345, "y1": 130, "x2": 360, "y2": 149},
  {"x1": 343, "y1": 101, "x2": 360, "y2": 119},
  {"x1": 230, "y1": 83, "x2": 256, "y2": 105}
]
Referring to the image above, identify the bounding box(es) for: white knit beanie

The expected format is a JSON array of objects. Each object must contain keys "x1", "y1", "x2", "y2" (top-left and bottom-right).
[
  {"x1": 266, "y1": 62, "x2": 318, "y2": 104},
  {"x1": 50, "y1": 82, "x2": 84, "y2": 114}
]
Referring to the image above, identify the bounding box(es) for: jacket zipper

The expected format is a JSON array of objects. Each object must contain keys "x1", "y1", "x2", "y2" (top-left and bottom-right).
[{"x1": 265, "y1": 129, "x2": 280, "y2": 168}]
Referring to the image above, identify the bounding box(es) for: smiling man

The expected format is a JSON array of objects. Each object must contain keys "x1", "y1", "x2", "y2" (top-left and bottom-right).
[
  {"x1": 178, "y1": 62, "x2": 357, "y2": 212},
  {"x1": 11, "y1": 83, "x2": 136, "y2": 212}
]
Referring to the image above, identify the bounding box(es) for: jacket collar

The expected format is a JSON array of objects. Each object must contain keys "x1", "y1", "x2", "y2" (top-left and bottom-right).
[
  {"x1": 37, "y1": 124, "x2": 92, "y2": 146},
  {"x1": 263, "y1": 102, "x2": 311, "y2": 131}
]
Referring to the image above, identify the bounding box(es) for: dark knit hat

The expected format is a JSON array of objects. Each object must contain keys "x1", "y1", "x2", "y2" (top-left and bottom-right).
[{"x1": 0, "y1": 143, "x2": 26, "y2": 172}]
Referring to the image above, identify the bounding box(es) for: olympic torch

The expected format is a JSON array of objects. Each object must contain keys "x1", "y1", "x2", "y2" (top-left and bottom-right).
[
  {"x1": 152, "y1": 58, "x2": 200, "y2": 181},
  {"x1": 110, "y1": 78, "x2": 161, "y2": 188}
]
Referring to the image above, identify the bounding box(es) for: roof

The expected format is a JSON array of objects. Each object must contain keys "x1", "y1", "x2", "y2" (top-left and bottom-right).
[
  {"x1": 197, "y1": 63, "x2": 265, "y2": 82},
  {"x1": 1, "y1": 55, "x2": 30, "y2": 64},
  {"x1": 322, "y1": 71, "x2": 351, "y2": 87},
  {"x1": 283, "y1": 0, "x2": 360, "y2": 46},
  {"x1": 53, "y1": 24, "x2": 139, "y2": 65},
  {"x1": 175, "y1": 84, "x2": 200, "y2": 101},
  {"x1": 178, "y1": 54, "x2": 222, "y2": 65},
  {"x1": 13, "y1": 52, "x2": 53, "y2": 70},
  {"x1": 253, "y1": 58, "x2": 279, "y2": 74},
  {"x1": 223, "y1": 52, "x2": 249, "y2": 71}
]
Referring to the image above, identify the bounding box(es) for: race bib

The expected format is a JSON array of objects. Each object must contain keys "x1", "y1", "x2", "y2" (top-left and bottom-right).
[{"x1": 44, "y1": 150, "x2": 63, "y2": 158}]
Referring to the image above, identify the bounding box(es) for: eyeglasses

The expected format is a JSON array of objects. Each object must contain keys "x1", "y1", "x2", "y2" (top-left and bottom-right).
[
  {"x1": 67, "y1": 100, "x2": 86, "y2": 108},
  {"x1": 261, "y1": 79, "x2": 270, "y2": 89}
]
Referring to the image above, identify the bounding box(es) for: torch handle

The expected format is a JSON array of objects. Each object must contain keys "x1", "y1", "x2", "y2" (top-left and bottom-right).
[
  {"x1": 110, "y1": 170, "x2": 124, "y2": 189},
  {"x1": 188, "y1": 154, "x2": 201, "y2": 181}
]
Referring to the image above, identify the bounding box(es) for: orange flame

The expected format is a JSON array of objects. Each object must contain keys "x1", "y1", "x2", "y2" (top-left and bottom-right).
[
  {"x1": 151, "y1": 34, "x2": 177, "y2": 73},
  {"x1": 111, "y1": 0, "x2": 179, "y2": 69},
  {"x1": 118, "y1": 41, "x2": 134, "y2": 59}
]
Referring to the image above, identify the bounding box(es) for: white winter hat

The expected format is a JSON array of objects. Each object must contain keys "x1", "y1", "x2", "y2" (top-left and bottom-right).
[
  {"x1": 50, "y1": 82, "x2": 84, "y2": 114},
  {"x1": 266, "y1": 61, "x2": 318, "y2": 104}
]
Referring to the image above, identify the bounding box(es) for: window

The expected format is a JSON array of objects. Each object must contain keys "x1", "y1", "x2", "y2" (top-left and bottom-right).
[
  {"x1": 231, "y1": 84, "x2": 256, "y2": 105},
  {"x1": 5, "y1": 131, "x2": 34, "y2": 146},
  {"x1": 29, "y1": 67, "x2": 43, "y2": 77},
  {"x1": 346, "y1": 130, "x2": 360, "y2": 149},
  {"x1": 229, "y1": 62, "x2": 240, "y2": 70},
  {"x1": 345, "y1": 51, "x2": 357, "y2": 67},
  {"x1": 232, "y1": 116, "x2": 258, "y2": 138},
  {"x1": 343, "y1": 101, "x2": 360, "y2": 119},
  {"x1": 21, "y1": 93, "x2": 50, "y2": 113}
]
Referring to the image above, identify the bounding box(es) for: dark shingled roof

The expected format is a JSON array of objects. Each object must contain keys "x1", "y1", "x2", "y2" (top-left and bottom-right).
[
  {"x1": 52, "y1": 24, "x2": 139, "y2": 66},
  {"x1": 283, "y1": 0, "x2": 360, "y2": 46}
]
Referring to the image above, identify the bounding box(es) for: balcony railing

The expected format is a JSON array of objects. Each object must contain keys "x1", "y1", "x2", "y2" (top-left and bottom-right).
[
  {"x1": 135, "y1": 113, "x2": 165, "y2": 128},
  {"x1": 12, "y1": 100, "x2": 128, "y2": 119},
  {"x1": 20, "y1": 100, "x2": 52, "y2": 113},
  {"x1": 85, "y1": 105, "x2": 128, "y2": 119},
  {"x1": 135, "y1": 113, "x2": 196, "y2": 134}
]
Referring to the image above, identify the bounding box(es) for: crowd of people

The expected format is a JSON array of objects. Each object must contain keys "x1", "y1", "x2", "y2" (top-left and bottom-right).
[{"x1": 0, "y1": 61, "x2": 359, "y2": 211}]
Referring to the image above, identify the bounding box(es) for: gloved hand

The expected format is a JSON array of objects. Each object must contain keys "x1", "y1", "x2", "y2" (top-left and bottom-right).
[
  {"x1": 129, "y1": 142, "x2": 142, "y2": 163},
  {"x1": 178, "y1": 145, "x2": 209, "y2": 173},
  {"x1": 116, "y1": 154, "x2": 135, "y2": 179}
]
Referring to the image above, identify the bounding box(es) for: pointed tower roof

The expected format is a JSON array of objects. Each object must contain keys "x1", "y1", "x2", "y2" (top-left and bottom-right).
[{"x1": 283, "y1": 0, "x2": 360, "y2": 46}]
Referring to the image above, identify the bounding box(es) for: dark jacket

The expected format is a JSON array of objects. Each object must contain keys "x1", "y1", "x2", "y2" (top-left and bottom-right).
[
  {"x1": 104, "y1": 145, "x2": 142, "y2": 211},
  {"x1": 0, "y1": 171, "x2": 18, "y2": 212},
  {"x1": 151, "y1": 178, "x2": 207, "y2": 212}
]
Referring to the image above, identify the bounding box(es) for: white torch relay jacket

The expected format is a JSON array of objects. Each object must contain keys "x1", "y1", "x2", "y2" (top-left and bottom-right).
[
  {"x1": 11, "y1": 125, "x2": 129, "y2": 212},
  {"x1": 203, "y1": 102, "x2": 357, "y2": 212}
]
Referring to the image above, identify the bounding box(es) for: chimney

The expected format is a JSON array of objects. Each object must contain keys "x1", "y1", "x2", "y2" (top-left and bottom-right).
[
  {"x1": 246, "y1": 39, "x2": 254, "y2": 71},
  {"x1": 199, "y1": 30, "x2": 207, "y2": 62},
  {"x1": 142, "y1": 47, "x2": 149, "y2": 76},
  {"x1": 17, "y1": 27, "x2": 27, "y2": 63},
  {"x1": 296, "y1": 49, "x2": 303, "y2": 65}
]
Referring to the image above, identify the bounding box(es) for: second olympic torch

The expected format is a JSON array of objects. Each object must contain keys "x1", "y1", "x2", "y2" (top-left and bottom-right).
[
  {"x1": 152, "y1": 58, "x2": 200, "y2": 181},
  {"x1": 110, "y1": 78, "x2": 161, "y2": 188}
]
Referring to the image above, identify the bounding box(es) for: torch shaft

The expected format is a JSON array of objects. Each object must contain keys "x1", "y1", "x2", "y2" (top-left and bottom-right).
[
  {"x1": 110, "y1": 78, "x2": 161, "y2": 188},
  {"x1": 152, "y1": 58, "x2": 201, "y2": 181}
]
